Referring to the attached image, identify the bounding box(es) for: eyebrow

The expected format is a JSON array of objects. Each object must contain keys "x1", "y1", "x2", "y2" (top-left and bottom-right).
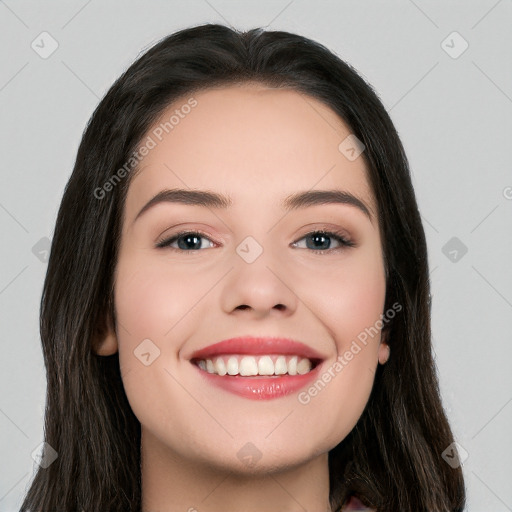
[{"x1": 133, "y1": 188, "x2": 373, "y2": 223}]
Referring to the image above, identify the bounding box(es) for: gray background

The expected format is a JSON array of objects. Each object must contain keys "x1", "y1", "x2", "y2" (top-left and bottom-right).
[{"x1": 1, "y1": 1, "x2": 511, "y2": 510}]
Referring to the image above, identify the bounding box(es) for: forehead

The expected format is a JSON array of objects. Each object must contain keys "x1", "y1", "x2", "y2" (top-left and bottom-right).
[{"x1": 124, "y1": 84, "x2": 375, "y2": 222}]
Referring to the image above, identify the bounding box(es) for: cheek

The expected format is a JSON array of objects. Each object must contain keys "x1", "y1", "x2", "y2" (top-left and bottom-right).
[
  {"x1": 114, "y1": 255, "x2": 204, "y2": 344},
  {"x1": 112, "y1": 255, "x2": 195, "y2": 398},
  {"x1": 112, "y1": 257, "x2": 204, "y2": 447},
  {"x1": 299, "y1": 241, "x2": 386, "y2": 349},
  {"x1": 295, "y1": 245, "x2": 385, "y2": 435}
]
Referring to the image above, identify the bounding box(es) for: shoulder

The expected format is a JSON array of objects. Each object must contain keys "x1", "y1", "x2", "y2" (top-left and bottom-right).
[{"x1": 342, "y1": 495, "x2": 376, "y2": 511}]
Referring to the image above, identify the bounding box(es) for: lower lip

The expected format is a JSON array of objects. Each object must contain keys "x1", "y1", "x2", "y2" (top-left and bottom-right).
[{"x1": 192, "y1": 362, "x2": 323, "y2": 400}]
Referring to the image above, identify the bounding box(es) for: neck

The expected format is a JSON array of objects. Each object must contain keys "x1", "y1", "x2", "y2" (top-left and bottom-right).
[{"x1": 140, "y1": 427, "x2": 332, "y2": 512}]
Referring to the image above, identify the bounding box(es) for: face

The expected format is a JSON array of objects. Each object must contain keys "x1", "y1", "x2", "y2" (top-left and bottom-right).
[{"x1": 96, "y1": 83, "x2": 388, "y2": 474}]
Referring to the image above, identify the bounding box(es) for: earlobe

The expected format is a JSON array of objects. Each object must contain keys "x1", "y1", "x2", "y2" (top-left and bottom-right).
[
  {"x1": 378, "y1": 329, "x2": 390, "y2": 365},
  {"x1": 91, "y1": 313, "x2": 119, "y2": 356},
  {"x1": 378, "y1": 341, "x2": 390, "y2": 365}
]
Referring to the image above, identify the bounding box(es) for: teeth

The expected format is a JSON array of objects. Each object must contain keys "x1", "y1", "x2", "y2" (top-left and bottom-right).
[
  {"x1": 274, "y1": 356, "x2": 287, "y2": 375},
  {"x1": 258, "y1": 355, "x2": 274, "y2": 375},
  {"x1": 195, "y1": 354, "x2": 315, "y2": 376},
  {"x1": 288, "y1": 356, "x2": 298, "y2": 376},
  {"x1": 227, "y1": 356, "x2": 238, "y2": 376},
  {"x1": 239, "y1": 356, "x2": 258, "y2": 376},
  {"x1": 214, "y1": 357, "x2": 227, "y2": 376},
  {"x1": 297, "y1": 358, "x2": 312, "y2": 374}
]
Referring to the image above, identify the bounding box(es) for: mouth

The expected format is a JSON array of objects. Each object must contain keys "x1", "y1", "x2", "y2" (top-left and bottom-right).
[
  {"x1": 188, "y1": 336, "x2": 326, "y2": 400},
  {"x1": 191, "y1": 354, "x2": 322, "y2": 377}
]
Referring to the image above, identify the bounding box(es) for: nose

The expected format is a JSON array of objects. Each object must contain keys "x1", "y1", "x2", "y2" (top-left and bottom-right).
[{"x1": 220, "y1": 255, "x2": 298, "y2": 320}]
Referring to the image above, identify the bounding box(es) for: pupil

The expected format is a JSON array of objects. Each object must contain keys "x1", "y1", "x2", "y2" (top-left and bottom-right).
[
  {"x1": 310, "y1": 233, "x2": 329, "y2": 250},
  {"x1": 179, "y1": 234, "x2": 201, "y2": 250}
]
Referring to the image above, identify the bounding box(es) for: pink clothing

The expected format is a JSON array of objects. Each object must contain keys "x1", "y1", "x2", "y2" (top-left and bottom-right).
[{"x1": 342, "y1": 495, "x2": 375, "y2": 511}]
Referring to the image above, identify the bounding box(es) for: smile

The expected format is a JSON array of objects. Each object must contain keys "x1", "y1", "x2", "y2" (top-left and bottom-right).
[
  {"x1": 188, "y1": 335, "x2": 326, "y2": 400},
  {"x1": 193, "y1": 354, "x2": 317, "y2": 377}
]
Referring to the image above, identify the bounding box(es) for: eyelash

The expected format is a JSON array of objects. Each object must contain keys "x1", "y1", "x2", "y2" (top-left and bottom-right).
[{"x1": 155, "y1": 228, "x2": 356, "y2": 255}]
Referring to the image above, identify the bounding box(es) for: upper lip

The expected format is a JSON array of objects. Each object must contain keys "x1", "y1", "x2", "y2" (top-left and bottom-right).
[{"x1": 188, "y1": 336, "x2": 325, "y2": 362}]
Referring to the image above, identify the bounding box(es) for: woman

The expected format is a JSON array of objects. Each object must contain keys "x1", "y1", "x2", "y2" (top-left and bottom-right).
[{"x1": 21, "y1": 23, "x2": 466, "y2": 511}]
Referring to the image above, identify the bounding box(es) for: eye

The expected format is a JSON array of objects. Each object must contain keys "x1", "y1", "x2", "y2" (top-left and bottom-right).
[
  {"x1": 155, "y1": 228, "x2": 355, "y2": 254},
  {"x1": 156, "y1": 230, "x2": 215, "y2": 252},
  {"x1": 291, "y1": 230, "x2": 355, "y2": 254}
]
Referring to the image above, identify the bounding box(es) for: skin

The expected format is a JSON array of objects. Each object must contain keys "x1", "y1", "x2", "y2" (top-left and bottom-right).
[{"x1": 94, "y1": 83, "x2": 390, "y2": 512}]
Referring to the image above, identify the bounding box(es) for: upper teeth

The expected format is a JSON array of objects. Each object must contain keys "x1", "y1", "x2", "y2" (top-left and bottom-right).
[{"x1": 196, "y1": 355, "x2": 313, "y2": 376}]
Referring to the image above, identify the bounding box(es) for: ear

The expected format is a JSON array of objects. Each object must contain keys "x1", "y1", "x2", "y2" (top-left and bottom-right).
[
  {"x1": 91, "y1": 310, "x2": 118, "y2": 356},
  {"x1": 378, "y1": 330, "x2": 390, "y2": 365}
]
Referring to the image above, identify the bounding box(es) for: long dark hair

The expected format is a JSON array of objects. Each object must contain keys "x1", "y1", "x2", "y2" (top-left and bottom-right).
[{"x1": 20, "y1": 23, "x2": 466, "y2": 511}]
